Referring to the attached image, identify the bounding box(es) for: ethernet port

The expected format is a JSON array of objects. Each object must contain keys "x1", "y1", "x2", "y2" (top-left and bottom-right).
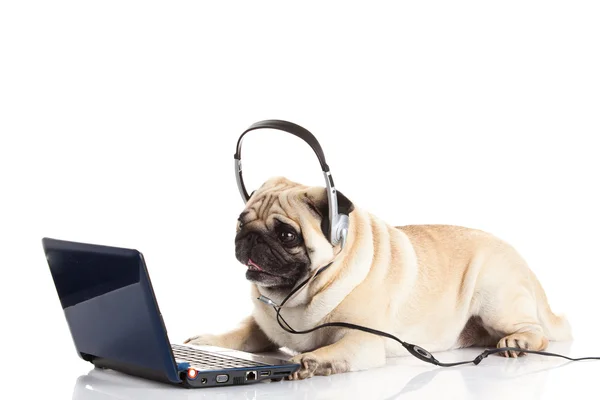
[{"x1": 245, "y1": 371, "x2": 257, "y2": 381}]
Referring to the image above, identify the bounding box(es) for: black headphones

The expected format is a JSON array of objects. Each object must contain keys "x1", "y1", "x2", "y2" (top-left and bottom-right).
[{"x1": 234, "y1": 119, "x2": 350, "y2": 249}]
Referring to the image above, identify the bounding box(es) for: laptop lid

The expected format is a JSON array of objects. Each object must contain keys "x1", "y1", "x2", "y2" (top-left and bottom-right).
[{"x1": 42, "y1": 237, "x2": 181, "y2": 384}]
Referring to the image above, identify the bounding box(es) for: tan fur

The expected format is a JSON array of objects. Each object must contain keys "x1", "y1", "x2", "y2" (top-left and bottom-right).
[{"x1": 186, "y1": 177, "x2": 571, "y2": 379}]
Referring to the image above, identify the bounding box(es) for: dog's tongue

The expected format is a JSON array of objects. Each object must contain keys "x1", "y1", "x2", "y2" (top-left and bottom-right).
[{"x1": 247, "y1": 259, "x2": 263, "y2": 271}]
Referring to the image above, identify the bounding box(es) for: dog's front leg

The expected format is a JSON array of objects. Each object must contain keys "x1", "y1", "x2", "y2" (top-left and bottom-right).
[
  {"x1": 288, "y1": 330, "x2": 386, "y2": 380},
  {"x1": 184, "y1": 316, "x2": 277, "y2": 353}
]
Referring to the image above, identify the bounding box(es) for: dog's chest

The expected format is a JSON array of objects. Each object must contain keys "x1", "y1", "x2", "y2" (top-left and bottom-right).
[{"x1": 256, "y1": 305, "x2": 333, "y2": 353}]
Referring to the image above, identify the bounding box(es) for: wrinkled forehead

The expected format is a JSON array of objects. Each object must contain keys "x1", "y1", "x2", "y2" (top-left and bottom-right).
[{"x1": 240, "y1": 185, "x2": 307, "y2": 231}]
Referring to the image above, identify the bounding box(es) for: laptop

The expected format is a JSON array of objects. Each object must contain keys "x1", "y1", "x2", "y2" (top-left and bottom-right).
[{"x1": 42, "y1": 237, "x2": 300, "y2": 388}]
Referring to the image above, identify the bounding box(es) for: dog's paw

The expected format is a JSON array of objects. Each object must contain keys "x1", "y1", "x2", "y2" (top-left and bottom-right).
[
  {"x1": 497, "y1": 332, "x2": 548, "y2": 358},
  {"x1": 184, "y1": 334, "x2": 222, "y2": 347},
  {"x1": 286, "y1": 352, "x2": 349, "y2": 380}
]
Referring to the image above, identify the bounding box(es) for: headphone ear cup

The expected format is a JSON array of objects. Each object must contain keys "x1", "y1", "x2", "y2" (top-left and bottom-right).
[
  {"x1": 340, "y1": 225, "x2": 349, "y2": 249},
  {"x1": 333, "y1": 214, "x2": 350, "y2": 247},
  {"x1": 311, "y1": 188, "x2": 353, "y2": 245}
]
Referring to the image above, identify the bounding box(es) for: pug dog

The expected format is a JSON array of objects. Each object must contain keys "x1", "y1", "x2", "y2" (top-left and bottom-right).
[{"x1": 185, "y1": 176, "x2": 571, "y2": 380}]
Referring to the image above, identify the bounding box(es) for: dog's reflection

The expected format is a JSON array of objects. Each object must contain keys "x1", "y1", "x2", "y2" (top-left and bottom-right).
[{"x1": 72, "y1": 344, "x2": 573, "y2": 400}]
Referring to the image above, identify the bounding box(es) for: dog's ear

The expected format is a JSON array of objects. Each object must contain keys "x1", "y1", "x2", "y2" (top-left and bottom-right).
[{"x1": 303, "y1": 187, "x2": 354, "y2": 241}]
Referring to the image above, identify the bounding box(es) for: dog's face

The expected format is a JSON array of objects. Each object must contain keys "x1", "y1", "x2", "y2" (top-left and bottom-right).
[{"x1": 234, "y1": 177, "x2": 354, "y2": 289}]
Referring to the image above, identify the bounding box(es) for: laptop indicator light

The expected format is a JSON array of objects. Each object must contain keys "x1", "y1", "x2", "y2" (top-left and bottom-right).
[{"x1": 187, "y1": 368, "x2": 198, "y2": 380}]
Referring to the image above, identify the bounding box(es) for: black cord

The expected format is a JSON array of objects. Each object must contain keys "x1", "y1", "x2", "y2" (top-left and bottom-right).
[{"x1": 268, "y1": 265, "x2": 600, "y2": 368}]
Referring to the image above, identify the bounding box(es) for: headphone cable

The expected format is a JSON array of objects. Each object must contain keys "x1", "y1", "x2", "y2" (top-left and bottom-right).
[{"x1": 259, "y1": 267, "x2": 600, "y2": 367}]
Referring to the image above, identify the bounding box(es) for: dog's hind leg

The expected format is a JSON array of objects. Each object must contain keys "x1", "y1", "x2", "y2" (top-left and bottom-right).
[{"x1": 473, "y1": 251, "x2": 569, "y2": 358}]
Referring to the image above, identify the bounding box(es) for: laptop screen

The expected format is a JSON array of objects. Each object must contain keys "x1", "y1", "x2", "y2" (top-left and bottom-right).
[{"x1": 42, "y1": 238, "x2": 180, "y2": 383}]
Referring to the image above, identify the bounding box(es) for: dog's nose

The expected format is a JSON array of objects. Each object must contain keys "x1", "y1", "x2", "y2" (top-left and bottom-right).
[{"x1": 248, "y1": 232, "x2": 264, "y2": 246}]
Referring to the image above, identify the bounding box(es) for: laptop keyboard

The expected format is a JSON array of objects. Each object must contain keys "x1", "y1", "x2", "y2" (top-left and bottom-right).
[{"x1": 172, "y1": 344, "x2": 268, "y2": 370}]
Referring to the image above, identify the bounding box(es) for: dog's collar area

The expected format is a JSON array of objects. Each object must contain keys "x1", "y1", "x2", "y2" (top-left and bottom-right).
[{"x1": 257, "y1": 256, "x2": 336, "y2": 310}]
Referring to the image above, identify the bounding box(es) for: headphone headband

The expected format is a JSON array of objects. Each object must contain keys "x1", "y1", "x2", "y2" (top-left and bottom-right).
[
  {"x1": 234, "y1": 119, "x2": 348, "y2": 247},
  {"x1": 234, "y1": 120, "x2": 330, "y2": 172}
]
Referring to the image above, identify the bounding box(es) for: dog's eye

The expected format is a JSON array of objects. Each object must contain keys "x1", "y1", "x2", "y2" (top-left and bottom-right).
[{"x1": 278, "y1": 231, "x2": 296, "y2": 243}]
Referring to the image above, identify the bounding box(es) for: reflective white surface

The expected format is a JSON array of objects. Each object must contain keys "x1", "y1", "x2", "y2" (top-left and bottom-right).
[
  {"x1": 4, "y1": 2, "x2": 600, "y2": 400},
  {"x1": 68, "y1": 341, "x2": 600, "y2": 400}
]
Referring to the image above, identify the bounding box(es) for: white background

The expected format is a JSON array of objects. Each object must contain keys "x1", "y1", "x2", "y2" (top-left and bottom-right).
[{"x1": 1, "y1": 1, "x2": 599, "y2": 399}]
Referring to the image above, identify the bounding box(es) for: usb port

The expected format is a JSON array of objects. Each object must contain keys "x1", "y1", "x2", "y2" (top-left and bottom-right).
[{"x1": 259, "y1": 371, "x2": 271, "y2": 377}]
